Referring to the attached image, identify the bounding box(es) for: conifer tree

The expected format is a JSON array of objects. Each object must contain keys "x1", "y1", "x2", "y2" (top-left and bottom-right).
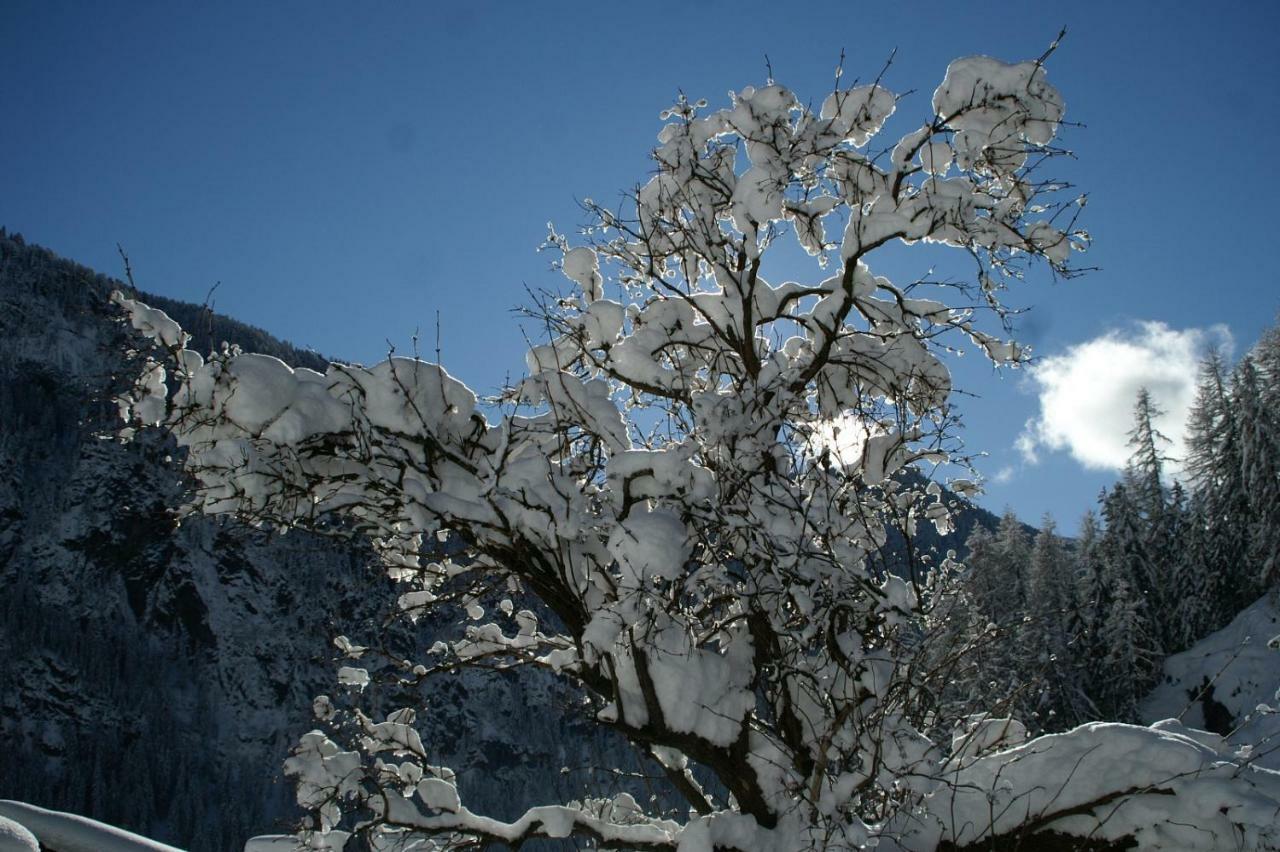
[
  {"x1": 1097, "y1": 482, "x2": 1163, "y2": 716},
  {"x1": 1184, "y1": 351, "x2": 1234, "y2": 488},
  {"x1": 989, "y1": 510, "x2": 1032, "y2": 617},
  {"x1": 1098, "y1": 576, "x2": 1161, "y2": 721},
  {"x1": 1126, "y1": 388, "x2": 1169, "y2": 522},
  {"x1": 951, "y1": 512, "x2": 1049, "y2": 724},
  {"x1": 919, "y1": 549, "x2": 996, "y2": 735},
  {"x1": 1251, "y1": 321, "x2": 1280, "y2": 590},
  {"x1": 1234, "y1": 356, "x2": 1280, "y2": 592},
  {"x1": 1164, "y1": 481, "x2": 1212, "y2": 652},
  {"x1": 1184, "y1": 351, "x2": 1251, "y2": 621},
  {"x1": 1122, "y1": 388, "x2": 1177, "y2": 632},
  {"x1": 1072, "y1": 509, "x2": 1107, "y2": 678},
  {"x1": 1176, "y1": 490, "x2": 1220, "y2": 644},
  {"x1": 958, "y1": 524, "x2": 998, "y2": 615},
  {"x1": 1024, "y1": 515, "x2": 1089, "y2": 727},
  {"x1": 1100, "y1": 483, "x2": 1152, "y2": 604},
  {"x1": 1251, "y1": 317, "x2": 1280, "y2": 411}
]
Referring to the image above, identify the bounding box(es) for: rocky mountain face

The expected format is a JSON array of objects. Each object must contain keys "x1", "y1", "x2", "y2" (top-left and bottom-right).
[
  {"x1": 0, "y1": 232, "x2": 1007, "y2": 851},
  {"x1": 0, "y1": 232, "x2": 640, "y2": 850}
]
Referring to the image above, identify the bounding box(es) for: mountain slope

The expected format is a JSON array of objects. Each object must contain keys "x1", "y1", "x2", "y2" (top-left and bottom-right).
[
  {"x1": 0, "y1": 231, "x2": 645, "y2": 850},
  {"x1": 1142, "y1": 591, "x2": 1280, "y2": 769}
]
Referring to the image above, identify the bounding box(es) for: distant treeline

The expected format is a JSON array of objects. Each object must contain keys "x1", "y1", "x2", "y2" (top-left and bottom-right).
[{"x1": 928, "y1": 317, "x2": 1280, "y2": 731}]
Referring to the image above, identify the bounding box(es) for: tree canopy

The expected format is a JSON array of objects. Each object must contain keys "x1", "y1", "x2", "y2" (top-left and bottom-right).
[{"x1": 113, "y1": 48, "x2": 1280, "y2": 852}]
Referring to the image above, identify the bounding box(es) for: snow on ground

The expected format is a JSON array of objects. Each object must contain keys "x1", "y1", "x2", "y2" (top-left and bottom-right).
[
  {"x1": 0, "y1": 801, "x2": 185, "y2": 852},
  {"x1": 912, "y1": 720, "x2": 1280, "y2": 851},
  {"x1": 0, "y1": 815, "x2": 38, "y2": 852},
  {"x1": 1142, "y1": 592, "x2": 1280, "y2": 769},
  {"x1": 243, "y1": 838, "x2": 304, "y2": 851}
]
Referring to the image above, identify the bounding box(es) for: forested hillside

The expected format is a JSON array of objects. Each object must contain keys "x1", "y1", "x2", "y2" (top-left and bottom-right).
[{"x1": 933, "y1": 330, "x2": 1280, "y2": 735}]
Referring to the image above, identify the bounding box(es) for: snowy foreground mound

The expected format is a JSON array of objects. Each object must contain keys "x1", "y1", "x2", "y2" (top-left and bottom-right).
[
  {"x1": 252, "y1": 725, "x2": 1280, "y2": 851},
  {"x1": 13, "y1": 707, "x2": 1280, "y2": 850},
  {"x1": 0, "y1": 814, "x2": 38, "y2": 852},
  {"x1": 0, "y1": 801, "x2": 183, "y2": 852},
  {"x1": 893, "y1": 721, "x2": 1280, "y2": 850},
  {"x1": 1143, "y1": 592, "x2": 1280, "y2": 771},
  {"x1": 5, "y1": 728, "x2": 1278, "y2": 852},
  {"x1": 240, "y1": 720, "x2": 1280, "y2": 851},
  {"x1": 9, "y1": 721, "x2": 1280, "y2": 852}
]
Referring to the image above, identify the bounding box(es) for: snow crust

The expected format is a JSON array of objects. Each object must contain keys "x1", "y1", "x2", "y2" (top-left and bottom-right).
[
  {"x1": 243, "y1": 838, "x2": 305, "y2": 852},
  {"x1": 0, "y1": 816, "x2": 38, "y2": 852},
  {"x1": 905, "y1": 722, "x2": 1280, "y2": 851},
  {"x1": 0, "y1": 801, "x2": 185, "y2": 852}
]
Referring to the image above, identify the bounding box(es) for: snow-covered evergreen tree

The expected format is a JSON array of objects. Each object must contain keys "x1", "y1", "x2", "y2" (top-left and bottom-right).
[
  {"x1": 916, "y1": 547, "x2": 994, "y2": 736},
  {"x1": 1096, "y1": 482, "x2": 1163, "y2": 717},
  {"x1": 1234, "y1": 356, "x2": 1280, "y2": 592},
  {"x1": 1252, "y1": 316, "x2": 1280, "y2": 417},
  {"x1": 1162, "y1": 480, "x2": 1213, "y2": 652},
  {"x1": 962, "y1": 511, "x2": 1029, "y2": 625},
  {"x1": 1072, "y1": 508, "x2": 1106, "y2": 653},
  {"x1": 1184, "y1": 350, "x2": 1252, "y2": 621},
  {"x1": 929, "y1": 519, "x2": 1033, "y2": 727},
  {"x1": 1121, "y1": 389, "x2": 1176, "y2": 626},
  {"x1": 1125, "y1": 389, "x2": 1169, "y2": 518},
  {"x1": 1097, "y1": 576, "x2": 1161, "y2": 721},
  {"x1": 1024, "y1": 515, "x2": 1089, "y2": 726}
]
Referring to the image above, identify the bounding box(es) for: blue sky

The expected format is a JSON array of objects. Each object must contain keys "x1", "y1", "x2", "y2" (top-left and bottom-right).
[{"x1": 4, "y1": 1, "x2": 1278, "y2": 531}]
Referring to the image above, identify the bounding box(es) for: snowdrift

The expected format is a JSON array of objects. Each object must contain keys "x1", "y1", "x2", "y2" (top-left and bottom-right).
[
  {"x1": 1143, "y1": 592, "x2": 1280, "y2": 770},
  {"x1": 0, "y1": 801, "x2": 184, "y2": 852}
]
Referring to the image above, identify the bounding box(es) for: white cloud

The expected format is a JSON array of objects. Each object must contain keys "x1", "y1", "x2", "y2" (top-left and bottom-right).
[{"x1": 1017, "y1": 321, "x2": 1232, "y2": 473}]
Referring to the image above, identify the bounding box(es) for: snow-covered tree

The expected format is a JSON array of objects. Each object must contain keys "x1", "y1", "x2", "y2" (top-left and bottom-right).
[
  {"x1": 1246, "y1": 326, "x2": 1280, "y2": 591},
  {"x1": 1097, "y1": 576, "x2": 1161, "y2": 722},
  {"x1": 1023, "y1": 515, "x2": 1090, "y2": 726},
  {"x1": 1252, "y1": 315, "x2": 1280, "y2": 420},
  {"x1": 919, "y1": 522, "x2": 1024, "y2": 732},
  {"x1": 940, "y1": 511, "x2": 1047, "y2": 725},
  {"x1": 1234, "y1": 356, "x2": 1280, "y2": 592},
  {"x1": 1184, "y1": 350, "x2": 1253, "y2": 620},
  {"x1": 1161, "y1": 480, "x2": 1213, "y2": 653},
  {"x1": 1121, "y1": 390, "x2": 1176, "y2": 615},
  {"x1": 972, "y1": 511, "x2": 1030, "y2": 622},
  {"x1": 112, "y1": 49, "x2": 1280, "y2": 852},
  {"x1": 1095, "y1": 483, "x2": 1163, "y2": 718},
  {"x1": 1125, "y1": 389, "x2": 1168, "y2": 517},
  {"x1": 1072, "y1": 508, "x2": 1104, "y2": 635},
  {"x1": 937, "y1": 511, "x2": 1092, "y2": 733}
]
